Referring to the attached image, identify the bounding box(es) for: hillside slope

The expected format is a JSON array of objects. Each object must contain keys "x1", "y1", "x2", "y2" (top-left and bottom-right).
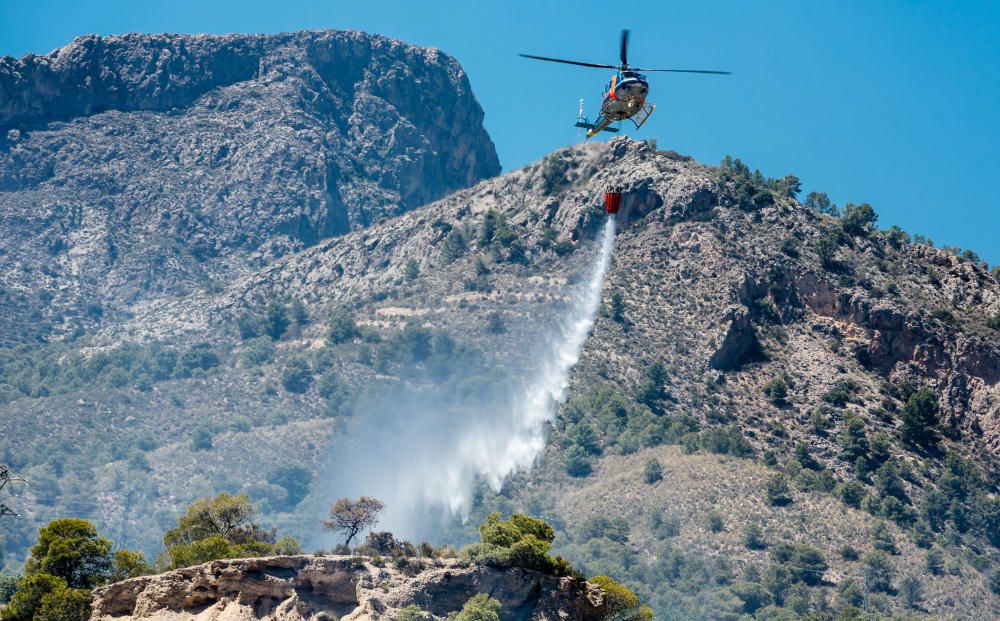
[
  {"x1": 0, "y1": 30, "x2": 499, "y2": 345},
  {"x1": 3, "y1": 138, "x2": 999, "y2": 619}
]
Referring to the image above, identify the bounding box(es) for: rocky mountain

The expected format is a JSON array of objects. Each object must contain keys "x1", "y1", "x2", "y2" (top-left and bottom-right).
[
  {"x1": 4, "y1": 136, "x2": 999, "y2": 618},
  {"x1": 90, "y1": 555, "x2": 606, "y2": 621},
  {"x1": 2, "y1": 30, "x2": 1000, "y2": 619},
  {"x1": 0, "y1": 30, "x2": 499, "y2": 345}
]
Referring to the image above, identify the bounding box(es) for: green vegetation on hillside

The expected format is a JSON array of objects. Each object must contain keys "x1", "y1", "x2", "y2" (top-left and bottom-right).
[
  {"x1": 0, "y1": 340, "x2": 222, "y2": 405},
  {"x1": 0, "y1": 519, "x2": 149, "y2": 621},
  {"x1": 163, "y1": 493, "x2": 300, "y2": 569}
]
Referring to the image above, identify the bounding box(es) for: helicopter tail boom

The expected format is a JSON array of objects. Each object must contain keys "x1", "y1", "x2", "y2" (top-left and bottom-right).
[{"x1": 575, "y1": 115, "x2": 619, "y2": 138}]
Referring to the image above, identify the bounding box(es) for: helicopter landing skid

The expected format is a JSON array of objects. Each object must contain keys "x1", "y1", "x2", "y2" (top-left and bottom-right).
[{"x1": 630, "y1": 103, "x2": 655, "y2": 130}]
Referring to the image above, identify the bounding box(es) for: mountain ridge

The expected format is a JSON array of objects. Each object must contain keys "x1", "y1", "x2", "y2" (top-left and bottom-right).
[{"x1": 0, "y1": 30, "x2": 499, "y2": 345}]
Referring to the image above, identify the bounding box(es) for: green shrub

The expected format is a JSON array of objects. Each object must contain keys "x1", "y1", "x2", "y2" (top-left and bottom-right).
[
  {"x1": 563, "y1": 445, "x2": 591, "y2": 477},
  {"x1": 898, "y1": 576, "x2": 922, "y2": 610},
  {"x1": 706, "y1": 511, "x2": 724, "y2": 533},
  {"x1": 609, "y1": 291, "x2": 626, "y2": 323},
  {"x1": 840, "y1": 202, "x2": 878, "y2": 236},
  {"x1": 163, "y1": 494, "x2": 294, "y2": 570},
  {"x1": 281, "y1": 357, "x2": 313, "y2": 393},
  {"x1": 0, "y1": 574, "x2": 18, "y2": 604},
  {"x1": 241, "y1": 336, "x2": 275, "y2": 367},
  {"x1": 540, "y1": 154, "x2": 570, "y2": 195},
  {"x1": 765, "y1": 474, "x2": 792, "y2": 506},
  {"x1": 730, "y1": 582, "x2": 772, "y2": 614},
  {"x1": 267, "y1": 465, "x2": 313, "y2": 508},
  {"x1": 485, "y1": 312, "x2": 506, "y2": 334},
  {"x1": 447, "y1": 593, "x2": 501, "y2": 621},
  {"x1": 2, "y1": 574, "x2": 75, "y2": 621},
  {"x1": 109, "y1": 550, "x2": 152, "y2": 583},
  {"x1": 838, "y1": 413, "x2": 869, "y2": 463},
  {"x1": 636, "y1": 361, "x2": 669, "y2": 407},
  {"x1": 163, "y1": 535, "x2": 240, "y2": 569},
  {"x1": 649, "y1": 510, "x2": 681, "y2": 539},
  {"x1": 822, "y1": 381, "x2": 857, "y2": 407},
  {"x1": 478, "y1": 210, "x2": 518, "y2": 249},
  {"x1": 289, "y1": 299, "x2": 309, "y2": 327},
  {"x1": 687, "y1": 426, "x2": 754, "y2": 457},
  {"x1": 441, "y1": 227, "x2": 469, "y2": 262},
  {"x1": 838, "y1": 482, "x2": 866, "y2": 509},
  {"x1": 717, "y1": 156, "x2": 775, "y2": 210},
  {"x1": 404, "y1": 259, "x2": 420, "y2": 281},
  {"x1": 871, "y1": 522, "x2": 898, "y2": 554},
  {"x1": 873, "y1": 459, "x2": 906, "y2": 500},
  {"x1": 884, "y1": 225, "x2": 911, "y2": 249},
  {"x1": 643, "y1": 458, "x2": 664, "y2": 484},
  {"x1": 176, "y1": 342, "x2": 220, "y2": 377},
  {"x1": 769, "y1": 543, "x2": 827, "y2": 586},
  {"x1": 804, "y1": 191, "x2": 837, "y2": 215},
  {"x1": 925, "y1": 547, "x2": 944, "y2": 575},
  {"x1": 191, "y1": 427, "x2": 214, "y2": 451},
  {"x1": 743, "y1": 524, "x2": 766, "y2": 550},
  {"x1": 316, "y1": 370, "x2": 341, "y2": 401},
  {"x1": 792, "y1": 442, "x2": 821, "y2": 471},
  {"x1": 816, "y1": 230, "x2": 842, "y2": 270},
  {"x1": 762, "y1": 378, "x2": 788, "y2": 405},
  {"x1": 397, "y1": 605, "x2": 428, "y2": 621},
  {"x1": 264, "y1": 302, "x2": 291, "y2": 340},
  {"x1": 900, "y1": 387, "x2": 939, "y2": 445},
  {"x1": 580, "y1": 516, "x2": 630, "y2": 544},
  {"x1": 861, "y1": 550, "x2": 895, "y2": 592},
  {"x1": 988, "y1": 569, "x2": 1000, "y2": 596},
  {"x1": 461, "y1": 513, "x2": 575, "y2": 577},
  {"x1": 987, "y1": 314, "x2": 1000, "y2": 331},
  {"x1": 589, "y1": 576, "x2": 652, "y2": 621},
  {"x1": 237, "y1": 311, "x2": 267, "y2": 340},
  {"x1": 327, "y1": 309, "x2": 358, "y2": 345}
]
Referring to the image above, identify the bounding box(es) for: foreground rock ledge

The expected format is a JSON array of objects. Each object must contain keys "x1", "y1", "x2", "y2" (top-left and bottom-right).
[{"x1": 90, "y1": 555, "x2": 608, "y2": 621}]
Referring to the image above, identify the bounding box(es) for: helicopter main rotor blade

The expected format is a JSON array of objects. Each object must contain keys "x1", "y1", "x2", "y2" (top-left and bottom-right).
[
  {"x1": 632, "y1": 67, "x2": 732, "y2": 74},
  {"x1": 518, "y1": 53, "x2": 619, "y2": 70},
  {"x1": 620, "y1": 29, "x2": 630, "y2": 67}
]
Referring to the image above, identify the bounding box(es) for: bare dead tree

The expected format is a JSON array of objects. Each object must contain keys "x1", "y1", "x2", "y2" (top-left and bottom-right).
[{"x1": 324, "y1": 496, "x2": 384, "y2": 547}]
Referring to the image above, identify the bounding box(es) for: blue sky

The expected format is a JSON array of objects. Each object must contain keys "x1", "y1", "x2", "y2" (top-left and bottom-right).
[{"x1": 2, "y1": 0, "x2": 998, "y2": 264}]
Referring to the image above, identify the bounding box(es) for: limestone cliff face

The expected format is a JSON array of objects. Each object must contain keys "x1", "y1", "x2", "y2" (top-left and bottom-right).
[
  {"x1": 0, "y1": 30, "x2": 499, "y2": 344},
  {"x1": 89, "y1": 556, "x2": 606, "y2": 621}
]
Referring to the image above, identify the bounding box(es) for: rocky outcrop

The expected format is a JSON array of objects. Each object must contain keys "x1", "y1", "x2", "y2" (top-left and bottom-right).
[
  {"x1": 89, "y1": 556, "x2": 607, "y2": 621},
  {"x1": 0, "y1": 30, "x2": 499, "y2": 344},
  {"x1": 708, "y1": 306, "x2": 762, "y2": 370}
]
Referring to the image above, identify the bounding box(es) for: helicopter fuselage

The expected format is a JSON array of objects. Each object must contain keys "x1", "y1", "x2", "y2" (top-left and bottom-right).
[
  {"x1": 600, "y1": 71, "x2": 649, "y2": 121},
  {"x1": 521, "y1": 28, "x2": 727, "y2": 138}
]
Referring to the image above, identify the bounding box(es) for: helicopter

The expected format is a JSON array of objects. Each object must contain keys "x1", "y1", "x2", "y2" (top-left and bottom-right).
[{"x1": 519, "y1": 30, "x2": 730, "y2": 138}]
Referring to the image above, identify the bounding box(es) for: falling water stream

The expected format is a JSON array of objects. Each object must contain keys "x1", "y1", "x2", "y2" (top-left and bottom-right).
[
  {"x1": 320, "y1": 217, "x2": 617, "y2": 539},
  {"x1": 459, "y1": 216, "x2": 618, "y2": 495}
]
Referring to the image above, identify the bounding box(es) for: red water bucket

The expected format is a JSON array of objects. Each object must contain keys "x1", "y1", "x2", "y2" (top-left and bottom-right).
[{"x1": 604, "y1": 187, "x2": 622, "y2": 215}]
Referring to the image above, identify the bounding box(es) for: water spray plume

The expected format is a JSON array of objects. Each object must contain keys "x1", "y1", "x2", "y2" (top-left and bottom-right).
[
  {"x1": 320, "y1": 217, "x2": 617, "y2": 540},
  {"x1": 467, "y1": 215, "x2": 617, "y2": 494}
]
